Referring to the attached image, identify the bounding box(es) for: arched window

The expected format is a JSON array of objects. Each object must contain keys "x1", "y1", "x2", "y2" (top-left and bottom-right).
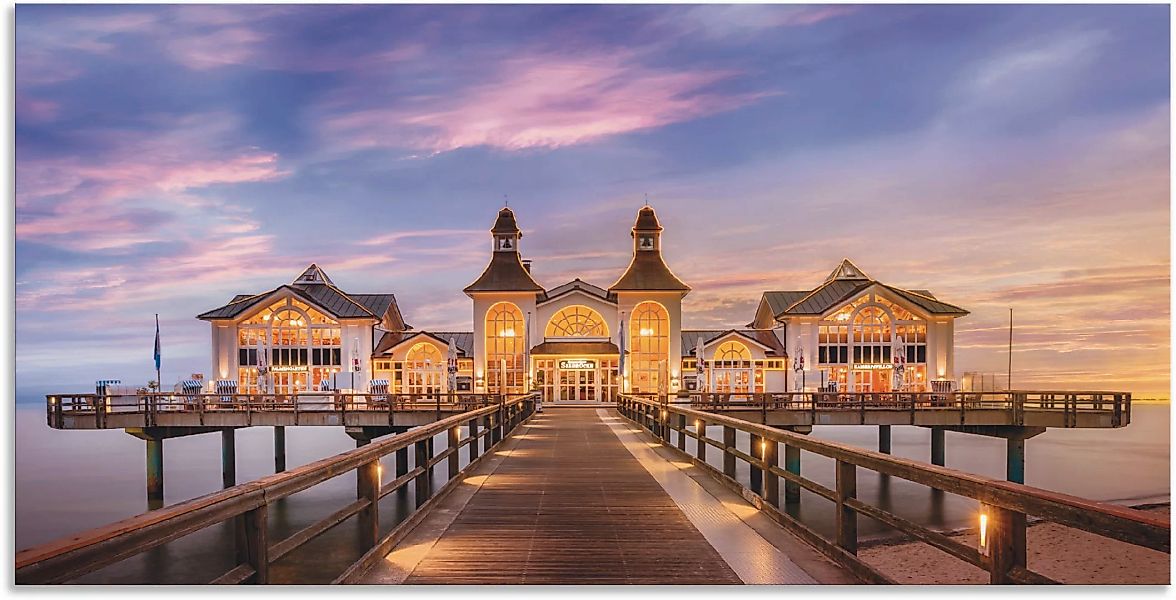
[
  {"x1": 629, "y1": 301, "x2": 669, "y2": 394},
  {"x1": 545, "y1": 305, "x2": 608, "y2": 338},
  {"x1": 711, "y1": 340, "x2": 754, "y2": 394},
  {"x1": 405, "y1": 342, "x2": 444, "y2": 394},
  {"x1": 853, "y1": 305, "x2": 892, "y2": 365},
  {"x1": 237, "y1": 297, "x2": 341, "y2": 394},
  {"x1": 485, "y1": 302, "x2": 525, "y2": 393},
  {"x1": 713, "y1": 341, "x2": 751, "y2": 367}
]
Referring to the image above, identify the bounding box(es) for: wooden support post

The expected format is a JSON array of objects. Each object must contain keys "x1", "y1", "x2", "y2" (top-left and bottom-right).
[
  {"x1": 355, "y1": 438, "x2": 370, "y2": 497},
  {"x1": 931, "y1": 427, "x2": 945, "y2": 466},
  {"x1": 146, "y1": 438, "x2": 163, "y2": 507},
  {"x1": 723, "y1": 426, "x2": 736, "y2": 479},
  {"x1": 835, "y1": 460, "x2": 858, "y2": 555},
  {"x1": 784, "y1": 443, "x2": 800, "y2": 505},
  {"x1": 273, "y1": 426, "x2": 286, "y2": 473},
  {"x1": 1006, "y1": 437, "x2": 1026, "y2": 484},
  {"x1": 878, "y1": 425, "x2": 892, "y2": 455},
  {"x1": 750, "y1": 433, "x2": 764, "y2": 496},
  {"x1": 357, "y1": 458, "x2": 379, "y2": 549},
  {"x1": 765, "y1": 439, "x2": 779, "y2": 507},
  {"x1": 448, "y1": 426, "x2": 460, "y2": 480},
  {"x1": 238, "y1": 505, "x2": 269, "y2": 584},
  {"x1": 414, "y1": 440, "x2": 430, "y2": 508},
  {"x1": 676, "y1": 414, "x2": 687, "y2": 452},
  {"x1": 221, "y1": 429, "x2": 236, "y2": 489},
  {"x1": 696, "y1": 418, "x2": 706, "y2": 462},
  {"x1": 469, "y1": 418, "x2": 480, "y2": 462},
  {"x1": 987, "y1": 505, "x2": 1026, "y2": 584},
  {"x1": 395, "y1": 446, "x2": 409, "y2": 477}
]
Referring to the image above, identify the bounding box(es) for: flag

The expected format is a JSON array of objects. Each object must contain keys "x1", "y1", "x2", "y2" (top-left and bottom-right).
[{"x1": 153, "y1": 314, "x2": 161, "y2": 372}]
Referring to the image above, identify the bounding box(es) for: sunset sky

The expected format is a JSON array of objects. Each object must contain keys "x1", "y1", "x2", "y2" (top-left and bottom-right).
[{"x1": 15, "y1": 4, "x2": 1170, "y2": 398}]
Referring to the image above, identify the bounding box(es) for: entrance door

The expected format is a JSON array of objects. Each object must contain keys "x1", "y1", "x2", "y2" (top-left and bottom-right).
[
  {"x1": 852, "y1": 369, "x2": 892, "y2": 393},
  {"x1": 558, "y1": 368, "x2": 598, "y2": 402}
]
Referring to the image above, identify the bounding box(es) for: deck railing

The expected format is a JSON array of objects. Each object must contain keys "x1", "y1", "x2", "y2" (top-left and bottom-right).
[
  {"x1": 17, "y1": 393, "x2": 538, "y2": 585},
  {"x1": 45, "y1": 392, "x2": 511, "y2": 429},
  {"x1": 648, "y1": 390, "x2": 1130, "y2": 427},
  {"x1": 617, "y1": 394, "x2": 1166, "y2": 584}
]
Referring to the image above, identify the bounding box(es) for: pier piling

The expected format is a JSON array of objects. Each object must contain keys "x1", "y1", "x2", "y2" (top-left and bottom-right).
[
  {"x1": 878, "y1": 425, "x2": 892, "y2": 454},
  {"x1": 1006, "y1": 437, "x2": 1026, "y2": 484},
  {"x1": 784, "y1": 443, "x2": 800, "y2": 505},
  {"x1": 146, "y1": 439, "x2": 163, "y2": 506},
  {"x1": 221, "y1": 429, "x2": 236, "y2": 488},
  {"x1": 273, "y1": 426, "x2": 286, "y2": 473},
  {"x1": 750, "y1": 433, "x2": 763, "y2": 495}
]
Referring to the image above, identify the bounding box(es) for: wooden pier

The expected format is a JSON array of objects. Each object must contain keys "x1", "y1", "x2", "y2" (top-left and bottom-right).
[{"x1": 16, "y1": 389, "x2": 1167, "y2": 585}]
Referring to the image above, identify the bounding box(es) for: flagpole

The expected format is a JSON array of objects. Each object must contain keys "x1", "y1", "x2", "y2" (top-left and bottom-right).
[
  {"x1": 1007, "y1": 307, "x2": 1013, "y2": 391},
  {"x1": 154, "y1": 313, "x2": 162, "y2": 391}
]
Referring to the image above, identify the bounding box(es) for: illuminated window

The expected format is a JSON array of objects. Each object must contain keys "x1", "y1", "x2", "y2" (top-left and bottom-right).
[
  {"x1": 485, "y1": 302, "x2": 525, "y2": 394},
  {"x1": 237, "y1": 297, "x2": 341, "y2": 394},
  {"x1": 629, "y1": 301, "x2": 669, "y2": 394},
  {"x1": 546, "y1": 305, "x2": 609, "y2": 338},
  {"x1": 405, "y1": 342, "x2": 444, "y2": 394}
]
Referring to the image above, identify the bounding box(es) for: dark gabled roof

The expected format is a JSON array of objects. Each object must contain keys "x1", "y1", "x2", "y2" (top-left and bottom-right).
[
  {"x1": 198, "y1": 264, "x2": 397, "y2": 321},
  {"x1": 539, "y1": 278, "x2": 617, "y2": 304},
  {"x1": 681, "y1": 329, "x2": 786, "y2": 357},
  {"x1": 608, "y1": 252, "x2": 690, "y2": 292},
  {"x1": 463, "y1": 251, "x2": 544, "y2": 293},
  {"x1": 530, "y1": 341, "x2": 619, "y2": 355},
  {"x1": 881, "y1": 285, "x2": 967, "y2": 316},
  {"x1": 783, "y1": 279, "x2": 871, "y2": 315},
  {"x1": 761, "y1": 291, "x2": 809, "y2": 316},
  {"x1": 373, "y1": 331, "x2": 474, "y2": 357}
]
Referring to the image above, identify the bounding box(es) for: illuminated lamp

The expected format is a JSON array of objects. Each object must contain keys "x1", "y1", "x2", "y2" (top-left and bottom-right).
[{"x1": 978, "y1": 503, "x2": 992, "y2": 556}]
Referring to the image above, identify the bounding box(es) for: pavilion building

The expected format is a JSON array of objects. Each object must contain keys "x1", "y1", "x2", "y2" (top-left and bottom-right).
[{"x1": 197, "y1": 206, "x2": 968, "y2": 401}]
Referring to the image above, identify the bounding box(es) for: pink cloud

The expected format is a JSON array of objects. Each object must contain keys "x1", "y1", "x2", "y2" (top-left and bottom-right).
[
  {"x1": 15, "y1": 94, "x2": 59, "y2": 123},
  {"x1": 320, "y1": 51, "x2": 776, "y2": 152}
]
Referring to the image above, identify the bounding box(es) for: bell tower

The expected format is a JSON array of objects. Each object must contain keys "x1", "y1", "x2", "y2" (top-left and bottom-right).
[
  {"x1": 632, "y1": 205, "x2": 661, "y2": 253},
  {"x1": 492, "y1": 207, "x2": 521, "y2": 253}
]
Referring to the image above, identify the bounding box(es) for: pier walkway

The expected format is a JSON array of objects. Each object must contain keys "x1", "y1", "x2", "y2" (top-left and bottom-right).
[{"x1": 357, "y1": 408, "x2": 848, "y2": 584}]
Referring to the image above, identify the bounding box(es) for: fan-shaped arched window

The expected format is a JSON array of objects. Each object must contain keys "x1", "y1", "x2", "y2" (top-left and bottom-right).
[
  {"x1": 629, "y1": 301, "x2": 669, "y2": 394},
  {"x1": 485, "y1": 302, "x2": 525, "y2": 393},
  {"x1": 546, "y1": 305, "x2": 608, "y2": 338}
]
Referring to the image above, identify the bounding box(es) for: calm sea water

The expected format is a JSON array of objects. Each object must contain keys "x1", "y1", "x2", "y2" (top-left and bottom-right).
[{"x1": 14, "y1": 402, "x2": 1169, "y2": 583}]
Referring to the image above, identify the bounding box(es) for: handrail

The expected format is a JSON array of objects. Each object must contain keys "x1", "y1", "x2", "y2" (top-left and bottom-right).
[
  {"x1": 44, "y1": 392, "x2": 513, "y2": 429},
  {"x1": 17, "y1": 393, "x2": 539, "y2": 585},
  {"x1": 617, "y1": 394, "x2": 1166, "y2": 585}
]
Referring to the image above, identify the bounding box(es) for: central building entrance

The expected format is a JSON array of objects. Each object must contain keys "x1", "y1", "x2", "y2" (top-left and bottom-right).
[{"x1": 534, "y1": 356, "x2": 619, "y2": 403}]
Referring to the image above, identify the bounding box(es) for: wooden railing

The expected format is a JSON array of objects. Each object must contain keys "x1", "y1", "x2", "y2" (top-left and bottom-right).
[
  {"x1": 617, "y1": 394, "x2": 1166, "y2": 584},
  {"x1": 17, "y1": 394, "x2": 538, "y2": 585},
  {"x1": 663, "y1": 390, "x2": 1131, "y2": 427},
  {"x1": 45, "y1": 392, "x2": 511, "y2": 429}
]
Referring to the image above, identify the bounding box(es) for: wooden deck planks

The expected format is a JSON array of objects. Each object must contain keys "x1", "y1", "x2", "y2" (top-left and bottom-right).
[{"x1": 403, "y1": 409, "x2": 743, "y2": 585}]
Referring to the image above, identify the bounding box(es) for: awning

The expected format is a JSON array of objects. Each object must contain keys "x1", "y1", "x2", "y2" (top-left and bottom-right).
[{"x1": 530, "y1": 341, "x2": 619, "y2": 356}]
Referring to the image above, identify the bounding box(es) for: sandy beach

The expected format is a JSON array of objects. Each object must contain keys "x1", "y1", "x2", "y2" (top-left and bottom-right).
[{"x1": 858, "y1": 505, "x2": 1170, "y2": 584}]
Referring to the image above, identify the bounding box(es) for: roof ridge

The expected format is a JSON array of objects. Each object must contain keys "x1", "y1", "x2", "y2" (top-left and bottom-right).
[{"x1": 298, "y1": 281, "x2": 380, "y2": 319}]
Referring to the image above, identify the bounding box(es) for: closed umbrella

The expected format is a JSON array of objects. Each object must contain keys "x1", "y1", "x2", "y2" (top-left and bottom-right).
[
  {"x1": 793, "y1": 337, "x2": 805, "y2": 392},
  {"x1": 695, "y1": 336, "x2": 707, "y2": 393},
  {"x1": 256, "y1": 338, "x2": 269, "y2": 394},
  {"x1": 892, "y1": 334, "x2": 906, "y2": 392},
  {"x1": 447, "y1": 337, "x2": 458, "y2": 394},
  {"x1": 618, "y1": 314, "x2": 626, "y2": 393}
]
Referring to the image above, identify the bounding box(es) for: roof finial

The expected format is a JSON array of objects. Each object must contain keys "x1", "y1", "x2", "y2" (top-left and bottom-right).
[
  {"x1": 503, "y1": 193, "x2": 509, "y2": 208},
  {"x1": 643, "y1": 192, "x2": 650, "y2": 208}
]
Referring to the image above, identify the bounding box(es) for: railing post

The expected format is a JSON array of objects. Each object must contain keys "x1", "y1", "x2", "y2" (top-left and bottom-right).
[
  {"x1": 835, "y1": 460, "x2": 858, "y2": 555},
  {"x1": 723, "y1": 426, "x2": 736, "y2": 479},
  {"x1": 395, "y1": 446, "x2": 409, "y2": 479},
  {"x1": 987, "y1": 505, "x2": 1026, "y2": 584},
  {"x1": 469, "y1": 417, "x2": 480, "y2": 461},
  {"x1": 414, "y1": 440, "x2": 430, "y2": 508},
  {"x1": 676, "y1": 413, "x2": 687, "y2": 452},
  {"x1": 696, "y1": 418, "x2": 707, "y2": 462},
  {"x1": 878, "y1": 425, "x2": 892, "y2": 454},
  {"x1": 273, "y1": 426, "x2": 286, "y2": 473},
  {"x1": 221, "y1": 429, "x2": 236, "y2": 489},
  {"x1": 357, "y1": 457, "x2": 380, "y2": 549},
  {"x1": 448, "y1": 425, "x2": 460, "y2": 480},
  {"x1": 764, "y1": 438, "x2": 779, "y2": 507},
  {"x1": 750, "y1": 433, "x2": 763, "y2": 496},
  {"x1": 931, "y1": 427, "x2": 945, "y2": 466},
  {"x1": 237, "y1": 505, "x2": 269, "y2": 584}
]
